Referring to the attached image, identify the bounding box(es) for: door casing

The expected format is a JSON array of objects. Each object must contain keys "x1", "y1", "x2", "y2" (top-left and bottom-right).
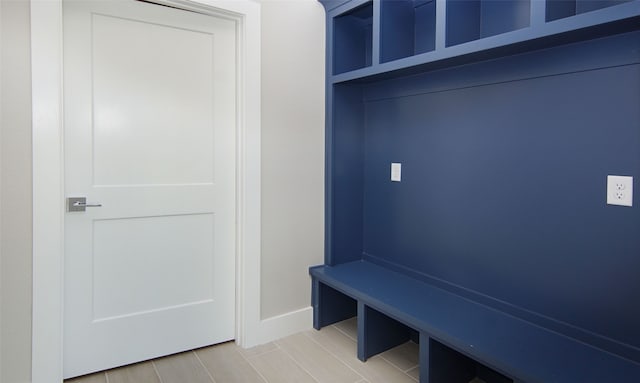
[{"x1": 31, "y1": 1, "x2": 262, "y2": 382}]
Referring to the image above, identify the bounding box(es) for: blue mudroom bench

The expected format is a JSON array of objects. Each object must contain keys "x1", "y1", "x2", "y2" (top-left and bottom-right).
[
  {"x1": 310, "y1": 261, "x2": 640, "y2": 382},
  {"x1": 311, "y1": 0, "x2": 640, "y2": 382}
]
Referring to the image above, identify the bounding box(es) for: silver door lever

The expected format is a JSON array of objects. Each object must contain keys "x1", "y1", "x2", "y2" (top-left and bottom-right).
[{"x1": 67, "y1": 197, "x2": 102, "y2": 212}]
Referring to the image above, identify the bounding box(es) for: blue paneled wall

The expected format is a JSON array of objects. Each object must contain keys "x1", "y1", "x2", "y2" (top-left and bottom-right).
[{"x1": 332, "y1": 30, "x2": 640, "y2": 361}]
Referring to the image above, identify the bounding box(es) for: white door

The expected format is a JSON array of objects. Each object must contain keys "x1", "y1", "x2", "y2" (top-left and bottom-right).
[{"x1": 63, "y1": 0, "x2": 237, "y2": 378}]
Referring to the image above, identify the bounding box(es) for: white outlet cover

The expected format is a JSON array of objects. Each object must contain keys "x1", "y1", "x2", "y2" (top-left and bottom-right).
[
  {"x1": 607, "y1": 175, "x2": 633, "y2": 207},
  {"x1": 391, "y1": 163, "x2": 401, "y2": 182}
]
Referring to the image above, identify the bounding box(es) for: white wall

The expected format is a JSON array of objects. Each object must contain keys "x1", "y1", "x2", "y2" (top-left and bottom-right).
[
  {"x1": 0, "y1": 0, "x2": 34, "y2": 382},
  {"x1": 0, "y1": 0, "x2": 3, "y2": 376},
  {"x1": 259, "y1": 0, "x2": 325, "y2": 319}
]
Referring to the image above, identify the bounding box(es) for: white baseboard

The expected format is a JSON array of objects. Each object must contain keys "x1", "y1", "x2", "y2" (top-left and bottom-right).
[{"x1": 241, "y1": 306, "x2": 313, "y2": 348}]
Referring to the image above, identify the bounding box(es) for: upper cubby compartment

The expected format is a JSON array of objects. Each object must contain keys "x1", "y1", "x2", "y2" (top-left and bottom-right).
[
  {"x1": 333, "y1": 2, "x2": 374, "y2": 75},
  {"x1": 380, "y1": 0, "x2": 436, "y2": 63},
  {"x1": 546, "y1": 0, "x2": 633, "y2": 22},
  {"x1": 446, "y1": 0, "x2": 531, "y2": 47}
]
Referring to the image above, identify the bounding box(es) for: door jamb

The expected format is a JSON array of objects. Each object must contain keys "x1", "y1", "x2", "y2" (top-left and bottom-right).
[{"x1": 30, "y1": 1, "x2": 262, "y2": 381}]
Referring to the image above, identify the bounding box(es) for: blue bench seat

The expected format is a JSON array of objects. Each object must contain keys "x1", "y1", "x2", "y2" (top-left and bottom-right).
[{"x1": 310, "y1": 261, "x2": 640, "y2": 383}]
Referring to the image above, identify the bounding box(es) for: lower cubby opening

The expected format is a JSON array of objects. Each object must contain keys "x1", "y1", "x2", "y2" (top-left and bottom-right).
[
  {"x1": 313, "y1": 283, "x2": 357, "y2": 328},
  {"x1": 359, "y1": 304, "x2": 414, "y2": 360},
  {"x1": 429, "y1": 339, "x2": 513, "y2": 383},
  {"x1": 359, "y1": 304, "x2": 513, "y2": 383}
]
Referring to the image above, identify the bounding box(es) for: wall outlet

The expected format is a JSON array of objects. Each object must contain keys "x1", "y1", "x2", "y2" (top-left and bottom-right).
[
  {"x1": 391, "y1": 163, "x2": 401, "y2": 182},
  {"x1": 607, "y1": 175, "x2": 633, "y2": 207}
]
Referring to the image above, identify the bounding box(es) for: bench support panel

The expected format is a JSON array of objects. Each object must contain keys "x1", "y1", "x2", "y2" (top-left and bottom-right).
[
  {"x1": 357, "y1": 302, "x2": 412, "y2": 361},
  {"x1": 312, "y1": 279, "x2": 357, "y2": 329},
  {"x1": 419, "y1": 333, "x2": 430, "y2": 383}
]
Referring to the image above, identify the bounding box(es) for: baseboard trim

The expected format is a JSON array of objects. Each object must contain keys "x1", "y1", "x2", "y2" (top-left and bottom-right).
[{"x1": 241, "y1": 306, "x2": 313, "y2": 348}]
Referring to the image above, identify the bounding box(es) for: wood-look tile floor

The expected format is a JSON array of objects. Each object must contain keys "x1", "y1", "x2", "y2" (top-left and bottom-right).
[{"x1": 65, "y1": 318, "x2": 485, "y2": 383}]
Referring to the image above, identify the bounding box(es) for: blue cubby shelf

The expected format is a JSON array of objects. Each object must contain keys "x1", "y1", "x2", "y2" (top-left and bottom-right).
[{"x1": 327, "y1": 0, "x2": 640, "y2": 83}]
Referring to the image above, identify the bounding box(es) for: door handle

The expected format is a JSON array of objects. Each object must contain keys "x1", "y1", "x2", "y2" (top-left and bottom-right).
[{"x1": 67, "y1": 197, "x2": 102, "y2": 212}]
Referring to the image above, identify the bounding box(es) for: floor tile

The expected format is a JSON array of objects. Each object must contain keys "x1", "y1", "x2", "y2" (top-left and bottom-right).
[
  {"x1": 106, "y1": 361, "x2": 160, "y2": 383},
  {"x1": 351, "y1": 355, "x2": 418, "y2": 383},
  {"x1": 277, "y1": 332, "x2": 362, "y2": 383},
  {"x1": 153, "y1": 351, "x2": 213, "y2": 383},
  {"x1": 238, "y1": 341, "x2": 279, "y2": 358},
  {"x1": 305, "y1": 326, "x2": 415, "y2": 383},
  {"x1": 64, "y1": 373, "x2": 106, "y2": 383},
  {"x1": 64, "y1": 320, "x2": 422, "y2": 383},
  {"x1": 380, "y1": 341, "x2": 419, "y2": 371},
  {"x1": 248, "y1": 348, "x2": 317, "y2": 383},
  {"x1": 406, "y1": 366, "x2": 420, "y2": 381},
  {"x1": 305, "y1": 325, "x2": 357, "y2": 358},
  {"x1": 334, "y1": 317, "x2": 358, "y2": 340},
  {"x1": 196, "y1": 342, "x2": 267, "y2": 383}
]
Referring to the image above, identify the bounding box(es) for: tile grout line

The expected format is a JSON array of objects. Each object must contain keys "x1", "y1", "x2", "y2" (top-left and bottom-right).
[
  {"x1": 307, "y1": 326, "x2": 421, "y2": 383},
  {"x1": 302, "y1": 330, "x2": 366, "y2": 382},
  {"x1": 377, "y1": 342, "x2": 421, "y2": 381},
  {"x1": 379, "y1": 353, "x2": 418, "y2": 374},
  {"x1": 240, "y1": 341, "x2": 282, "y2": 358},
  {"x1": 406, "y1": 371, "x2": 419, "y2": 382},
  {"x1": 373, "y1": 349, "x2": 421, "y2": 382},
  {"x1": 151, "y1": 360, "x2": 165, "y2": 383},
  {"x1": 332, "y1": 323, "x2": 358, "y2": 342},
  {"x1": 403, "y1": 364, "x2": 419, "y2": 373},
  {"x1": 371, "y1": 354, "x2": 419, "y2": 383},
  {"x1": 400, "y1": 363, "x2": 420, "y2": 383},
  {"x1": 192, "y1": 350, "x2": 217, "y2": 383},
  {"x1": 272, "y1": 338, "x2": 322, "y2": 383},
  {"x1": 238, "y1": 347, "x2": 276, "y2": 383}
]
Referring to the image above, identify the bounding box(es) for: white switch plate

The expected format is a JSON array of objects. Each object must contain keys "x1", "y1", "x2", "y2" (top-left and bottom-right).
[
  {"x1": 391, "y1": 163, "x2": 401, "y2": 182},
  {"x1": 607, "y1": 175, "x2": 633, "y2": 207}
]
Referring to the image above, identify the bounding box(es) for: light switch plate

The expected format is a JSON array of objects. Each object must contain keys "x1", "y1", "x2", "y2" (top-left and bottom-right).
[
  {"x1": 391, "y1": 163, "x2": 401, "y2": 182},
  {"x1": 607, "y1": 175, "x2": 633, "y2": 207}
]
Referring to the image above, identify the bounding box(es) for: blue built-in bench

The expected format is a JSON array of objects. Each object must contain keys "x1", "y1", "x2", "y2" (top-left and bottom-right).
[
  {"x1": 310, "y1": 261, "x2": 640, "y2": 383},
  {"x1": 314, "y1": 0, "x2": 640, "y2": 382}
]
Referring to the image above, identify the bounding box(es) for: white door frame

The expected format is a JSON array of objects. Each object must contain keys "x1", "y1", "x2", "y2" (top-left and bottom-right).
[{"x1": 31, "y1": 1, "x2": 262, "y2": 381}]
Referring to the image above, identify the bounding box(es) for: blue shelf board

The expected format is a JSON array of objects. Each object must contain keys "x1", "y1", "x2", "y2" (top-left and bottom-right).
[
  {"x1": 320, "y1": 0, "x2": 356, "y2": 13},
  {"x1": 310, "y1": 261, "x2": 640, "y2": 383},
  {"x1": 330, "y1": 0, "x2": 640, "y2": 83}
]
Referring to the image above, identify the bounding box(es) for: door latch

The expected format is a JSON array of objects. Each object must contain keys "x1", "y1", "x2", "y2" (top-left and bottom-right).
[{"x1": 67, "y1": 197, "x2": 102, "y2": 212}]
